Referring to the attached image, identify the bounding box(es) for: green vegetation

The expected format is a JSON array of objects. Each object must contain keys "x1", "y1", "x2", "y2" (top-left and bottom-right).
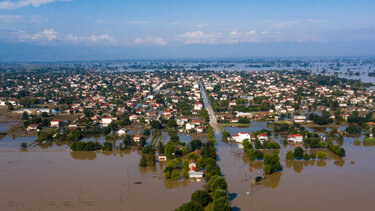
[
  {"x1": 263, "y1": 152, "x2": 282, "y2": 174},
  {"x1": 317, "y1": 151, "x2": 327, "y2": 160},
  {"x1": 167, "y1": 119, "x2": 177, "y2": 128},
  {"x1": 308, "y1": 112, "x2": 333, "y2": 125},
  {"x1": 20, "y1": 142, "x2": 28, "y2": 149},
  {"x1": 293, "y1": 147, "x2": 304, "y2": 160},
  {"x1": 70, "y1": 141, "x2": 103, "y2": 151},
  {"x1": 238, "y1": 116, "x2": 250, "y2": 124},
  {"x1": 200, "y1": 109, "x2": 209, "y2": 123},
  {"x1": 303, "y1": 153, "x2": 311, "y2": 160},
  {"x1": 327, "y1": 140, "x2": 345, "y2": 157},
  {"x1": 286, "y1": 150, "x2": 294, "y2": 160},
  {"x1": 363, "y1": 137, "x2": 375, "y2": 146},
  {"x1": 119, "y1": 135, "x2": 136, "y2": 150},
  {"x1": 150, "y1": 120, "x2": 163, "y2": 129},
  {"x1": 353, "y1": 139, "x2": 361, "y2": 145},
  {"x1": 345, "y1": 125, "x2": 362, "y2": 135},
  {"x1": 304, "y1": 136, "x2": 326, "y2": 148}
]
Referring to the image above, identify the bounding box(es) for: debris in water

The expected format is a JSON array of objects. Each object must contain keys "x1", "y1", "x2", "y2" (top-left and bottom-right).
[{"x1": 134, "y1": 182, "x2": 142, "y2": 184}]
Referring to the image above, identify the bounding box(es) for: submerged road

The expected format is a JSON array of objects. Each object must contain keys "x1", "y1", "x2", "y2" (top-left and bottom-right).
[
  {"x1": 200, "y1": 81, "x2": 254, "y2": 209},
  {"x1": 199, "y1": 83, "x2": 220, "y2": 134}
]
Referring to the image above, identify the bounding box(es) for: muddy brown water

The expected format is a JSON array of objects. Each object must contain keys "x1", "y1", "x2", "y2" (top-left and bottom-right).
[
  {"x1": 0, "y1": 150, "x2": 203, "y2": 211},
  {"x1": 1, "y1": 126, "x2": 375, "y2": 210},
  {"x1": 219, "y1": 126, "x2": 375, "y2": 211}
]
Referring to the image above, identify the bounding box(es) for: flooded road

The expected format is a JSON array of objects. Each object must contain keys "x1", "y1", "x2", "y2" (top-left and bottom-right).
[
  {"x1": 216, "y1": 131, "x2": 375, "y2": 210},
  {"x1": 199, "y1": 83, "x2": 375, "y2": 210},
  {"x1": 1, "y1": 86, "x2": 375, "y2": 210}
]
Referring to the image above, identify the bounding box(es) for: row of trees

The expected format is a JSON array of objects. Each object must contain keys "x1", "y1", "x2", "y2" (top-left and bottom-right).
[
  {"x1": 242, "y1": 139, "x2": 282, "y2": 174},
  {"x1": 176, "y1": 176, "x2": 230, "y2": 211},
  {"x1": 327, "y1": 140, "x2": 346, "y2": 157},
  {"x1": 70, "y1": 141, "x2": 113, "y2": 151},
  {"x1": 286, "y1": 147, "x2": 327, "y2": 160}
]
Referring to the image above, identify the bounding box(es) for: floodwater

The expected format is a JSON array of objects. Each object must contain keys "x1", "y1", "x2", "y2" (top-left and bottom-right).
[
  {"x1": 0, "y1": 150, "x2": 203, "y2": 211},
  {"x1": 2, "y1": 120, "x2": 375, "y2": 210},
  {"x1": 218, "y1": 124, "x2": 375, "y2": 210},
  {"x1": 0, "y1": 117, "x2": 18, "y2": 133}
]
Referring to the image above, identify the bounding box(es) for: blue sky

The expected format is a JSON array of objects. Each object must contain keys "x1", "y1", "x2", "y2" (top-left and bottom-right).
[{"x1": 0, "y1": 0, "x2": 375, "y2": 61}]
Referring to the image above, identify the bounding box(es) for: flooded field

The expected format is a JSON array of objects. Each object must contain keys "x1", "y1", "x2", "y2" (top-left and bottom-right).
[
  {"x1": 0, "y1": 150, "x2": 203, "y2": 211},
  {"x1": 0, "y1": 117, "x2": 18, "y2": 133},
  {"x1": 218, "y1": 124, "x2": 375, "y2": 210},
  {"x1": 1, "y1": 120, "x2": 375, "y2": 210}
]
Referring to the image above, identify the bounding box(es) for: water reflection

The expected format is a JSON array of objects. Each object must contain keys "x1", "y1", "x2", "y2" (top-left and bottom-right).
[
  {"x1": 316, "y1": 160, "x2": 327, "y2": 167},
  {"x1": 163, "y1": 178, "x2": 192, "y2": 189},
  {"x1": 70, "y1": 151, "x2": 97, "y2": 160},
  {"x1": 334, "y1": 160, "x2": 345, "y2": 166},
  {"x1": 263, "y1": 172, "x2": 281, "y2": 189}
]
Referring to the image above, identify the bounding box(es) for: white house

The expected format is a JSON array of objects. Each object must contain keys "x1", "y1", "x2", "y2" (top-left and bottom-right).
[
  {"x1": 129, "y1": 114, "x2": 138, "y2": 122},
  {"x1": 50, "y1": 120, "x2": 61, "y2": 127},
  {"x1": 117, "y1": 128, "x2": 127, "y2": 136},
  {"x1": 101, "y1": 117, "x2": 113, "y2": 125},
  {"x1": 229, "y1": 101, "x2": 237, "y2": 107},
  {"x1": 231, "y1": 132, "x2": 251, "y2": 143},
  {"x1": 194, "y1": 102, "x2": 203, "y2": 111},
  {"x1": 288, "y1": 134, "x2": 304, "y2": 143},
  {"x1": 185, "y1": 123, "x2": 195, "y2": 131},
  {"x1": 188, "y1": 160, "x2": 203, "y2": 181},
  {"x1": 133, "y1": 134, "x2": 143, "y2": 142},
  {"x1": 257, "y1": 134, "x2": 268, "y2": 143},
  {"x1": 293, "y1": 115, "x2": 306, "y2": 123},
  {"x1": 236, "y1": 112, "x2": 253, "y2": 119},
  {"x1": 196, "y1": 126, "x2": 205, "y2": 133}
]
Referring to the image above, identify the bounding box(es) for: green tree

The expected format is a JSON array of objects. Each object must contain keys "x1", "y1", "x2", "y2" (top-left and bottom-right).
[
  {"x1": 22, "y1": 111, "x2": 29, "y2": 120},
  {"x1": 286, "y1": 150, "x2": 294, "y2": 160},
  {"x1": 103, "y1": 142, "x2": 113, "y2": 151},
  {"x1": 303, "y1": 153, "x2": 310, "y2": 160},
  {"x1": 263, "y1": 152, "x2": 282, "y2": 174},
  {"x1": 293, "y1": 147, "x2": 304, "y2": 160},
  {"x1": 254, "y1": 150, "x2": 264, "y2": 160},
  {"x1": 143, "y1": 128, "x2": 151, "y2": 136},
  {"x1": 158, "y1": 141, "x2": 165, "y2": 154},
  {"x1": 242, "y1": 139, "x2": 252, "y2": 150},
  {"x1": 167, "y1": 119, "x2": 177, "y2": 128},
  {"x1": 191, "y1": 190, "x2": 212, "y2": 207},
  {"x1": 190, "y1": 139, "x2": 202, "y2": 151},
  {"x1": 175, "y1": 201, "x2": 203, "y2": 211},
  {"x1": 310, "y1": 151, "x2": 316, "y2": 159},
  {"x1": 317, "y1": 151, "x2": 327, "y2": 160},
  {"x1": 150, "y1": 120, "x2": 162, "y2": 129},
  {"x1": 246, "y1": 149, "x2": 255, "y2": 160},
  {"x1": 212, "y1": 197, "x2": 231, "y2": 211},
  {"x1": 211, "y1": 176, "x2": 228, "y2": 192},
  {"x1": 139, "y1": 154, "x2": 147, "y2": 167}
]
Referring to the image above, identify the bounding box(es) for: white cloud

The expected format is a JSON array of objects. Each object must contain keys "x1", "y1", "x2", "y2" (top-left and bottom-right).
[
  {"x1": 176, "y1": 31, "x2": 221, "y2": 44},
  {"x1": 133, "y1": 36, "x2": 167, "y2": 46},
  {"x1": 0, "y1": 0, "x2": 70, "y2": 10},
  {"x1": 246, "y1": 30, "x2": 256, "y2": 35},
  {"x1": 7, "y1": 28, "x2": 117, "y2": 45},
  {"x1": 88, "y1": 34, "x2": 116, "y2": 44},
  {"x1": 23, "y1": 28, "x2": 58, "y2": 41},
  {"x1": 196, "y1": 23, "x2": 206, "y2": 28},
  {"x1": 0, "y1": 14, "x2": 22, "y2": 22},
  {"x1": 229, "y1": 31, "x2": 239, "y2": 36},
  {"x1": 175, "y1": 30, "x2": 273, "y2": 44}
]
